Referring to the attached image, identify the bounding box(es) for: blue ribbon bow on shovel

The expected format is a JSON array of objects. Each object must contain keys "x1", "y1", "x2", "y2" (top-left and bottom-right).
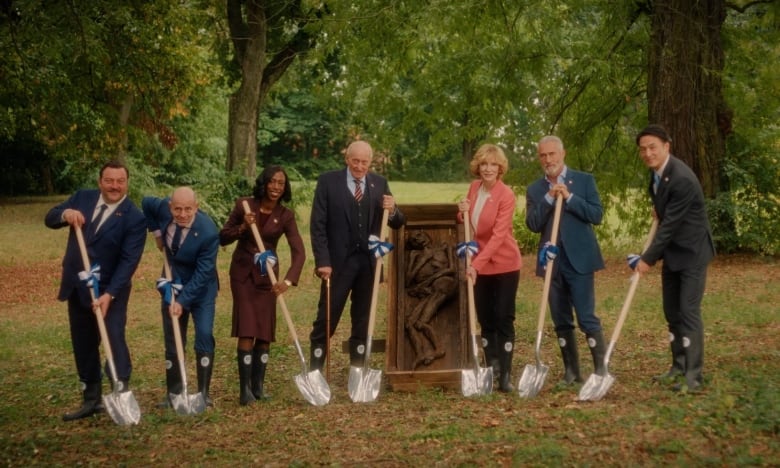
[
  {"x1": 456, "y1": 240, "x2": 479, "y2": 259},
  {"x1": 78, "y1": 264, "x2": 101, "y2": 298},
  {"x1": 253, "y1": 250, "x2": 278, "y2": 275},
  {"x1": 537, "y1": 242, "x2": 559, "y2": 269},
  {"x1": 156, "y1": 277, "x2": 183, "y2": 305},
  {"x1": 626, "y1": 254, "x2": 642, "y2": 271},
  {"x1": 368, "y1": 235, "x2": 394, "y2": 258}
]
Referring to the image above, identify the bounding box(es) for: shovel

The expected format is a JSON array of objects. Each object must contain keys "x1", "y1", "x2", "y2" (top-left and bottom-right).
[
  {"x1": 74, "y1": 226, "x2": 141, "y2": 426},
  {"x1": 160, "y1": 255, "x2": 206, "y2": 415},
  {"x1": 241, "y1": 201, "x2": 330, "y2": 406},
  {"x1": 460, "y1": 213, "x2": 493, "y2": 397},
  {"x1": 518, "y1": 194, "x2": 564, "y2": 398},
  {"x1": 348, "y1": 208, "x2": 391, "y2": 403},
  {"x1": 579, "y1": 219, "x2": 659, "y2": 402}
]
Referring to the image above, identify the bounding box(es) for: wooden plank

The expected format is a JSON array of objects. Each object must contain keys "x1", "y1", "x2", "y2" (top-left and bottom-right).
[
  {"x1": 385, "y1": 369, "x2": 462, "y2": 391},
  {"x1": 341, "y1": 339, "x2": 385, "y2": 353}
]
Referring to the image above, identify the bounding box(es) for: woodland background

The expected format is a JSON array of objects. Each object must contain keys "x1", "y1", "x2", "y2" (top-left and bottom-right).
[{"x1": 1, "y1": 0, "x2": 779, "y2": 255}]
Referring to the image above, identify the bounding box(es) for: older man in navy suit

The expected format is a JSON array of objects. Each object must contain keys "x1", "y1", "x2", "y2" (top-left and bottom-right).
[
  {"x1": 45, "y1": 161, "x2": 147, "y2": 421},
  {"x1": 634, "y1": 124, "x2": 714, "y2": 392},
  {"x1": 526, "y1": 136, "x2": 607, "y2": 385},
  {"x1": 143, "y1": 187, "x2": 220, "y2": 406},
  {"x1": 308, "y1": 140, "x2": 406, "y2": 371}
]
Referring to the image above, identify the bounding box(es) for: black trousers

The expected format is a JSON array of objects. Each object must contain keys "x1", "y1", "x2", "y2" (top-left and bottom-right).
[
  {"x1": 67, "y1": 285, "x2": 132, "y2": 384},
  {"x1": 310, "y1": 251, "x2": 373, "y2": 346},
  {"x1": 473, "y1": 270, "x2": 520, "y2": 344}
]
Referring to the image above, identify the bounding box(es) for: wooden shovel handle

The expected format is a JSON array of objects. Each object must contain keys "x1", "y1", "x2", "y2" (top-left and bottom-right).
[
  {"x1": 536, "y1": 194, "x2": 564, "y2": 334},
  {"x1": 364, "y1": 208, "x2": 391, "y2": 361},
  {"x1": 74, "y1": 225, "x2": 119, "y2": 384},
  {"x1": 462, "y1": 212, "x2": 479, "y2": 338},
  {"x1": 605, "y1": 219, "x2": 660, "y2": 356},
  {"x1": 162, "y1": 254, "x2": 189, "y2": 386}
]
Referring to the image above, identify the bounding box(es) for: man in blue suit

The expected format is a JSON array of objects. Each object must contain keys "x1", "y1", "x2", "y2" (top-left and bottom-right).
[
  {"x1": 526, "y1": 136, "x2": 607, "y2": 384},
  {"x1": 45, "y1": 161, "x2": 147, "y2": 421},
  {"x1": 634, "y1": 125, "x2": 714, "y2": 392},
  {"x1": 142, "y1": 187, "x2": 220, "y2": 406},
  {"x1": 308, "y1": 140, "x2": 405, "y2": 370}
]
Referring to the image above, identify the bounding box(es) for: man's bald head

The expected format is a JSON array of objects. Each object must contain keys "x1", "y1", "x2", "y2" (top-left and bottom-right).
[{"x1": 169, "y1": 186, "x2": 198, "y2": 226}]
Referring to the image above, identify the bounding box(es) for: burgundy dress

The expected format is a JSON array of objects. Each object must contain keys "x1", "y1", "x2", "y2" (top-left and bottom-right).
[{"x1": 219, "y1": 197, "x2": 305, "y2": 341}]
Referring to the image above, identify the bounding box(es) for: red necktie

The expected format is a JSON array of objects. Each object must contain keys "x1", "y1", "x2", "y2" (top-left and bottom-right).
[{"x1": 354, "y1": 179, "x2": 363, "y2": 202}]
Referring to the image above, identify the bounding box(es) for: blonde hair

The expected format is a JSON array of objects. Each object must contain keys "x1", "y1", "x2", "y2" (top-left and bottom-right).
[{"x1": 469, "y1": 143, "x2": 508, "y2": 178}]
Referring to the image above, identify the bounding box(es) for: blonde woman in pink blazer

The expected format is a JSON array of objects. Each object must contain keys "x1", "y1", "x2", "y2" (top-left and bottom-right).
[{"x1": 458, "y1": 144, "x2": 523, "y2": 392}]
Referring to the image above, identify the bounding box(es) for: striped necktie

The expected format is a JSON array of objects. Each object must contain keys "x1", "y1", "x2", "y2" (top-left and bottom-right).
[{"x1": 354, "y1": 179, "x2": 363, "y2": 202}]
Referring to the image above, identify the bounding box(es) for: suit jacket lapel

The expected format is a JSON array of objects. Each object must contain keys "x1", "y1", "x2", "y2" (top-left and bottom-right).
[{"x1": 89, "y1": 196, "x2": 128, "y2": 243}]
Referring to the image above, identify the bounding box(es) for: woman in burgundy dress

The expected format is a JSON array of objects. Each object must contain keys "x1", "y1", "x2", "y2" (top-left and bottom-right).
[{"x1": 220, "y1": 166, "x2": 305, "y2": 405}]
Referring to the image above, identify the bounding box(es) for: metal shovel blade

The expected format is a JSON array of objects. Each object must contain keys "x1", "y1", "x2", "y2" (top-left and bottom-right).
[
  {"x1": 169, "y1": 391, "x2": 206, "y2": 416},
  {"x1": 348, "y1": 366, "x2": 382, "y2": 403},
  {"x1": 461, "y1": 366, "x2": 493, "y2": 397},
  {"x1": 578, "y1": 373, "x2": 615, "y2": 402},
  {"x1": 103, "y1": 390, "x2": 141, "y2": 426},
  {"x1": 293, "y1": 369, "x2": 331, "y2": 407},
  {"x1": 517, "y1": 363, "x2": 549, "y2": 398}
]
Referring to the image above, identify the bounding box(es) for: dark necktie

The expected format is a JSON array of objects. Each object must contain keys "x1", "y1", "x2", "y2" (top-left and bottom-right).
[
  {"x1": 653, "y1": 173, "x2": 661, "y2": 194},
  {"x1": 89, "y1": 204, "x2": 108, "y2": 237},
  {"x1": 170, "y1": 224, "x2": 183, "y2": 256},
  {"x1": 354, "y1": 179, "x2": 363, "y2": 202}
]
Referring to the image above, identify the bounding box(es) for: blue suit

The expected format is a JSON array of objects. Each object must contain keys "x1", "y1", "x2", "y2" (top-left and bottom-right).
[
  {"x1": 142, "y1": 196, "x2": 219, "y2": 356},
  {"x1": 45, "y1": 190, "x2": 146, "y2": 384},
  {"x1": 526, "y1": 167, "x2": 605, "y2": 334}
]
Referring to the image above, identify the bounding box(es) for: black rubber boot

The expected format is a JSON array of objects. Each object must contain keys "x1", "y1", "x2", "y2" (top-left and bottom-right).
[
  {"x1": 654, "y1": 330, "x2": 686, "y2": 383},
  {"x1": 482, "y1": 333, "x2": 500, "y2": 377},
  {"x1": 63, "y1": 381, "x2": 103, "y2": 421},
  {"x1": 237, "y1": 350, "x2": 256, "y2": 406},
  {"x1": 196, "y1": 352, "x2": 214, "y2": 406},
  {"x1": 251, "y1": 348, "x2": 270, "y2": 400},
  {"x1": 557, "y1": 329, "x2": 582, "y2": 384},
  {"x1": 349, "y1": 339, "x2": 366, "y2": 367},
  {"x1": 586, "y1": 330, "x2": 607, "y2": 377},
  {"x1": 158, "y1": 358, "x2": 182, "y2": 409},
  {"x1": 674, "y1": 330, "x2": 704, "y2": 393},
  {"x1": 310, "y1": 342, "x2": 326, "y2": 372},
  {"x1": 497, "y1": 340, "x2": 515, "y2": 393}
]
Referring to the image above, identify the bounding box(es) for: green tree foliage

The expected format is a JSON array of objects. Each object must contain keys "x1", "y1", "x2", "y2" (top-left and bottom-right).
[{"x1": 0, "y1": 0, "x2": 218, "y2": 192}]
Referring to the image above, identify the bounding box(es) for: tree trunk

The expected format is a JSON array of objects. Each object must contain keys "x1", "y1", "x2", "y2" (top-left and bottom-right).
[
  {"x1": 225, "y1": 0, "x2": 267, "y2": 179},
  {"x1": 225, "y1": 0, "x2": 317, "y2": 179},
  {"x1": 647, "y1": 0, "x2": 731, "y2": 198}
]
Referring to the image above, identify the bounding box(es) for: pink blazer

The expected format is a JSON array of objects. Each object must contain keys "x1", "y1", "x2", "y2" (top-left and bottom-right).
[{"x1": 463, "y1": 179, "x2": 522, "y2": 275}]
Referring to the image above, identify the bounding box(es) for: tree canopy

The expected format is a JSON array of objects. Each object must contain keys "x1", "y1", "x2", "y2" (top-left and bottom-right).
[{"x1": 1, "y1": 0, "x2": 777, "y2": 253}]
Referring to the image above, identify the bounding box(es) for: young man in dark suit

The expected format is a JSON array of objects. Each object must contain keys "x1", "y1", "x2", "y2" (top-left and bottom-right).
[
  {"x1": 142, "y1": 187, "x2": 220, "y2": 407},
  {"x1": 634, "y1": 124, "x2": 715, "y2": 392},
  {"x1": 45, "y1": 161, "x2": 147, "y2": 421},
  {"x1": 526, "y1": 136, "x2": 607, "y2": 385},
  {"x1": 308, "y1": 140, "x2": 406, "y2": 371}
]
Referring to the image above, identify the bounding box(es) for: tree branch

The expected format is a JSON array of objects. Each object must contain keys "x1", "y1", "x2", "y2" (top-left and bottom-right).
[{"x1": 726, "y1": 0, "x2": 775, "y2": 13}]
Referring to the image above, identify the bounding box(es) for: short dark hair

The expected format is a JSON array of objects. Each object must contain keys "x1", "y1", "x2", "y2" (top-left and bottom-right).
[
  {"x1": 636, "y1": 124, "x2": 672, "y2": 145},
  {"x1": 253, "y1": 165, "x2": 292, "y2": 203},
  {"x1": 99, "y1": 161, "x2": 129, "y2": 179}
]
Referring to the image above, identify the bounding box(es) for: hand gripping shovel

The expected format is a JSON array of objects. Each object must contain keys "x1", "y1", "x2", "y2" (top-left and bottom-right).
[
  {"x1": 518, "y1": 194, "x2": 563, "y2": 398},
  {"x1": 348, "y1": 208, "x2": 392, "y2": 403},
  {"x1": 578, "y1": 219, "x2": 659, "y2": 402},
  {"x1": 160, "y1": 255, "x2": 206, "y2": 415},
  {"x1": 74, "y1": 226, "x2": 141, "y2": 426},
  {"x1": 241, "y1": 201, "x2": 330, "y2": 406},
  {"x1": 460, "y1": 214, "x2": 493, "y2": 397}
]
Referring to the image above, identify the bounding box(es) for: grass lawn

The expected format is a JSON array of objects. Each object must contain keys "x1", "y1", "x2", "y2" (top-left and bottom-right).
[{"x1": 0, "y1": 186, "x2": 777, "y2": 467}]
